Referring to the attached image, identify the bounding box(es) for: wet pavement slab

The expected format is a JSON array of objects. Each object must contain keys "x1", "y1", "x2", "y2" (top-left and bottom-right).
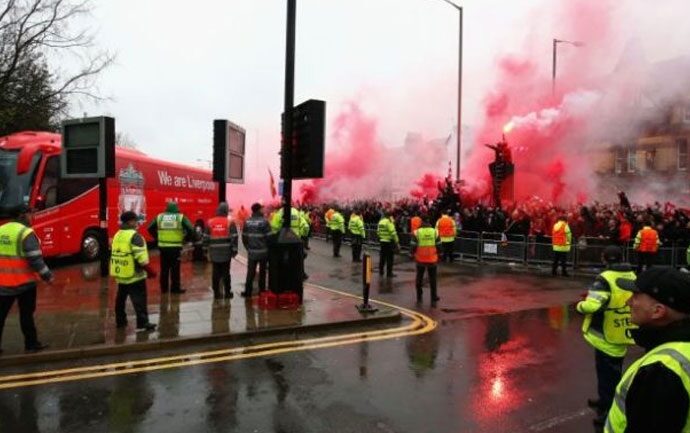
[{"x1": 0, "y1": 253, "x2": 400, "y2": 364}]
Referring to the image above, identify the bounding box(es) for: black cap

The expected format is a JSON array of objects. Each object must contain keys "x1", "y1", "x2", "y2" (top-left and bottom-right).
[
  {"x1": 251, "y1": 202, "x2": 262, "y2": 213},
  {"x1": 120, "y1": 211, "x2": 138, "y2": 223},
  {"x1": 617, "y1": 268, "x2": 690, "y2": 314},
  {"x1": 602, "y1": 245, "x2": 623, "y2": 263}
]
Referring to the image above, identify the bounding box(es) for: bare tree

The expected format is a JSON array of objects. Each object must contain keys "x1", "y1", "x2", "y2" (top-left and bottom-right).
[
  {"x1": 0, "y1": 0, "x2": 114, "y2": 133},
  {"x1": 115, "y1": 131, "x2": 138, "y2": 150}
]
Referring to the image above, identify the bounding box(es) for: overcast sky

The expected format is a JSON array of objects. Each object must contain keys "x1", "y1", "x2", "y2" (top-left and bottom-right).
[{"x1": 79, "y1": 0, "x2": 690, "y2": 181}]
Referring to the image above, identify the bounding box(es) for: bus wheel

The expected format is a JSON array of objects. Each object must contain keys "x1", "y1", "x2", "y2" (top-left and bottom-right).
[{"x1": 81, "y1": 230, "x2": 103, "y2": 261}]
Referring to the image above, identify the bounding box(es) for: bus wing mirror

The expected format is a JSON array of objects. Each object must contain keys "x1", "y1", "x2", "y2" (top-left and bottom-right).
[{"x1": 35, "y1": 195, "x2": 46, "y2": 210}]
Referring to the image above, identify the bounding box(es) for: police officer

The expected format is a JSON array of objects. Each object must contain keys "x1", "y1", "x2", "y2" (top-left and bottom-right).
[
  {"x1": 297, "y1": 209, "x2": 310, "y2": 250},
  {"x1": 0, "y1": 205, "x2": 53, "y2": 353},
  {"x1": 377, "y1": 211, "x2": 399, "y2": 277},
  {"x1": 241, "y1": 203, "x2": 271, "y2": 297},
  {"x1": 148, "y1": 201, "x2": 194, "y2": 294},
  {"x1": 605, "y1": 268, "x2": 690, "y2": 433},
  {"x1": 324, "y1": 208, "x2": 334, "y2": 242},
  {"x1": 112, "y1": 211, "x2": 157, "y2": 331},
  {"x1": 204, "y1": 202, "x2": 238, "y2": 299},
  {"x1": 270, "y1": 205, "x2": 308, "y2": 237},
  {"x1": 328, "y1": 207, "x2": 345, "y2": 258},
  {"x1": 270, "y1": 205, "x2": 309, "y2": 282},
  {"x1": 348, "y1": 209, "x2": 365, "y2": 262},
  {"x1": 552, "y1": 215, "x2": 572, "y2": 276},
  {"x1": 576, "y1": 245, "x2": 636, "y2": 428},
  {"x1": 411, "y1": 218, "x2": 441, "y2": 304},
  {"x1": 300, "y1": 209, "x2": 311, "y2": 252}
]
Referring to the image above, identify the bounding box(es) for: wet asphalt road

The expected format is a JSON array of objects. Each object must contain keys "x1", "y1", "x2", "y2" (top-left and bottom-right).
[{"x1": 0, "y1": 240, "x2": 637, "y2": 433}]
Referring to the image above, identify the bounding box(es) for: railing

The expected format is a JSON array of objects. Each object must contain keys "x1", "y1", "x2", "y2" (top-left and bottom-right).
[{"x1": 309, "y1": 221, "x2": 689, "y2": 270}]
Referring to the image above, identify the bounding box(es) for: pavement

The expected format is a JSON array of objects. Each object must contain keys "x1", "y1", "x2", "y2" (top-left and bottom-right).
[{"x1": 0, "y1": 252, "x2": 400, "y2": 366}]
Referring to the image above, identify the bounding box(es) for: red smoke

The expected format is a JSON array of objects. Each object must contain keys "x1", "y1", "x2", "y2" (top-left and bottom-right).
[
  {"x1": 410, "y1": 173, "x2": 444, "y2": 199},
  {"x1": 297, "y1": 101, "x2": 446, "y2": 204},
  {"x1": 297, "y1": 102, "x2": 385, "y2": 203},
  {"x1": 462, "y1": 0, "x2": 622, "y2": 205},
  {"x1": 292, "y1": 0, "x2": 683, "y2": 207}
]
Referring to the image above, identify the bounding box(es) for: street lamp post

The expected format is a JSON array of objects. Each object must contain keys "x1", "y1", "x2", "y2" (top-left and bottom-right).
[
  {"x1": 437, "y1": 0, "x2": 463, "y2": 182},
  {"x1": 552, "y1": 38, "x2": 584, "y2": 97}
]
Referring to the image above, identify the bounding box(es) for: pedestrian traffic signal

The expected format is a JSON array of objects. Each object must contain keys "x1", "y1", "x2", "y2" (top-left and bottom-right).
[
  {"x1": 281, "y1": 99, "x2": 325, "y2": 180},
  {"x1": 60, "y1": 116, "x2": 115, "y2": 178}
]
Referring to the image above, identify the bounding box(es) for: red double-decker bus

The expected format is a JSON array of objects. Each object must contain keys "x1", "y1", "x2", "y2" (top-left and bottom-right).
[{"x1": 0, "y1": 131, "x2": 218, "y2": 260}]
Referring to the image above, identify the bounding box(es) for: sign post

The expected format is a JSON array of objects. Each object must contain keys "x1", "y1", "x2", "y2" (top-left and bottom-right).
[
  {"x1": 60, "y1": 116, "x2": 115, "y2": 277},
  {"x1": 213, "y1": 120, "x2": 245, "y2": 203}
]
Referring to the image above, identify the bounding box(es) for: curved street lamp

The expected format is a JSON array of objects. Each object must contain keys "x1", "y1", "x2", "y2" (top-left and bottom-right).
[
  {"x1": 435, "y1": 0, "x2": 463, "y2": 181},
  {"x1": 552, "y1": 38, "x2": 585, "y2": 97}
]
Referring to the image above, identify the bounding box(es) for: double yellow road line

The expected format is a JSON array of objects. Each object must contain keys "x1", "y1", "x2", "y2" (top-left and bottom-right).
[{"x1": 0, "y1": 286, "x2": 436, "y2": 390}]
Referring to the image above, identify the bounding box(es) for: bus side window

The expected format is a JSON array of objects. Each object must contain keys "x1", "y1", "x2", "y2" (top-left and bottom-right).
[
  {"x1": 58, "y1": 177, "x2": 98, "y2": 204},
  {"x1": 38, "y1": 156, "x2": 59, "y2": 209}
]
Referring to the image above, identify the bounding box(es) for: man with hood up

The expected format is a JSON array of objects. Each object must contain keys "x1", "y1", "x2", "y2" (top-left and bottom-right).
[
  {"x1": 204, "y1": 202, "x2": 238, "y2": 299},
  {"x1": 148, "y1": 201, "x2": 194, "y2": 294}
]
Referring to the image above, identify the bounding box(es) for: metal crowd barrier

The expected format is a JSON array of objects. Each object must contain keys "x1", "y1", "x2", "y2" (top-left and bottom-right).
[
  {"x1": 478, "y1": 232, "x2": 526, "y2": 263},
  {"x1": 309, "y1": 218, "x2": 689, "y2": 270}
]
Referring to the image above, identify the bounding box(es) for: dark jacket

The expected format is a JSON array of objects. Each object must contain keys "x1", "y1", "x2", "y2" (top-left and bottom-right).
[
  {"x1": 242, "y1": 212, "x2": 271, "y2": 260},
  {"x1": 624, "y1": 319, "x2": 690, "y2": 433}
]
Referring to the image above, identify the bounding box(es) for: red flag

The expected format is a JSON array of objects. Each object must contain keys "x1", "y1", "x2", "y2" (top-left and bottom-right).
[{"x1": 268, "y1": 168, "x2": 277, "y2": 198}]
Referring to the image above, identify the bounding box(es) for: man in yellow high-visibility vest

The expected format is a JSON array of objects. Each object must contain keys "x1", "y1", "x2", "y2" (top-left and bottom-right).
[
  {"x1": 605, "y1": 268, "x2": 690, "y2": 433},
  {"x1": 0, "y1": 205, "x2": 53, "y2": 353},
  {"x1": 112, "y1": 211, "x2": 157, "y2": 331},
  {"x1": 552, "y1": 215, "x2": 572, "y2": 277},
  {"x1": 576, "y1": 245, "x2": 636, "y2": 428},
  {"x1": 148, "y1": 202, "x2": 194, "y2": 294}
]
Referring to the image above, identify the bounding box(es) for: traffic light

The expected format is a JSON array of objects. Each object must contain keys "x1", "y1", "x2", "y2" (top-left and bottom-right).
[
  {"x1": 282, "y1": 99, "x2": 325, "y2": 180},
  {"x1": 60, "y1": 116, "x2": 115, "y2": 178}
]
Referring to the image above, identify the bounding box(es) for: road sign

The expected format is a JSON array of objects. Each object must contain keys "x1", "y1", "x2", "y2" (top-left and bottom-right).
[{"x1": 213, "y1": 119, "x2": 245, "y2": 184}]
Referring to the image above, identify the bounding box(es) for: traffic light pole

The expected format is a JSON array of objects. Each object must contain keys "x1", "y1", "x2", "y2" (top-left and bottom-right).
[
  {"x1": 218, "y1": 181, "x2": 226, "y2": 205},
  {"x1": 282, "y1": 0, "x2": 296, "y2": 229},
  {"x1": 267, "y1": 0, "x2": 304, "y2": 301}
]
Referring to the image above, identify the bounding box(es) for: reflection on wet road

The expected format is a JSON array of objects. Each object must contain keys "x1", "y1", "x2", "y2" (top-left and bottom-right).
[
  {"x1": 0, "y1": 240, "x2": 618, "y2": 433},
  {"x1": 0, "y1": 286, "x2": 434, "y2": 390}
]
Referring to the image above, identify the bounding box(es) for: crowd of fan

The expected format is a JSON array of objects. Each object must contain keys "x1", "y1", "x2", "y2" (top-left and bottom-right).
[{"x1": 297, "y1": 190, "x2": 690, "y2": 247}]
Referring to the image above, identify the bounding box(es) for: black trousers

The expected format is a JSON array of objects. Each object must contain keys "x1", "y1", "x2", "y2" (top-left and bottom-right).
[
  {"x1": 636, "y1": 252, "x2": 655, "y2": 273},
  {"x1": 115, "y1": 279, "x2": 150, "y2": 328},
  {"x1": 552, "y1": 251, "x2": 568, "y2": 275},
  {"x1": 595, "y1": 349, "x2": 624, "y2": 414},
  {"x1": 159, "y1": 247, "x2": 181, "y2": 292},
  {"x1": 0, "y1": 287, "x2": 38, "y2": 350},
  {"x1": 415, "y1": 264, "x2": 438, "y2": 301},
  {"x1": 332, "y1": 231, "x2": 342, "y2": 257},
  {"x1": 441, "y1": 241, "x2": 455, "y2": 262},
  {"x1": 379, "y1": 242, "x2": 394, "y2": 276},
  {"x1": 351, "y1": 235, "x2": 363, "y2": 262},
  {"x1": 211, "y1": 261, "x2": 231, "y2": 296},
  {"x1": 245, "y1": 258, "x2": 267, "y2": 295}
]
